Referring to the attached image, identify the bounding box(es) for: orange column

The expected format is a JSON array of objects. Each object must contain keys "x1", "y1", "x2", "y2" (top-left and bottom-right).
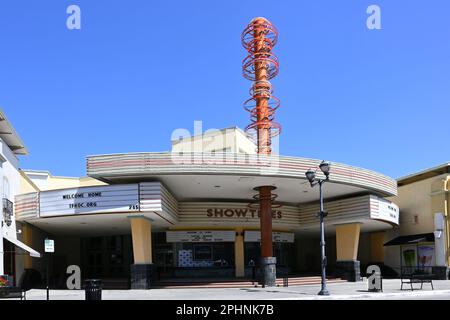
[{"x1": 259, "y1": 186, "x2": 274, "y2": 258}]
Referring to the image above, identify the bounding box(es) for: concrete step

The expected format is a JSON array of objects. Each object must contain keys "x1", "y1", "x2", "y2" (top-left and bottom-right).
[
  {"x1": 153, "y1": 277, "x2": 346, "y2": 289},
  {"x1": 96, "y1": 276, "x2": 347, "y2": 290},
  {"x1": 100, "y1": 279, "x2": 130, "y2": 290}
]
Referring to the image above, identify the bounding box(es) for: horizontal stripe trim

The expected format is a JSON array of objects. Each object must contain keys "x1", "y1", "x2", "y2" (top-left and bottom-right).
[{"x1": 86, "y1": 153, "x2": 397, "y2": 196}]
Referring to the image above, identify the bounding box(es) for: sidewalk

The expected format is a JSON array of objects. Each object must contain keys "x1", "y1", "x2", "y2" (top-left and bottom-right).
[{"x1": 5, "y1": 279, "x2": 450, "y2": 300}]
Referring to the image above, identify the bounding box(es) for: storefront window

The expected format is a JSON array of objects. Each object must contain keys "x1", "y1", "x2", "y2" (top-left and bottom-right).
[
  {"x1": 2, "y1": 177, "x2": 10, "y2": 199},
  {"x1": 81, "y1": 235, "x2": 132, "y2": 278},
  {"x1": 244, "y1": 242, "x2": 295, "y2": 267},
  {"x1": 193, "y1": 245, "x2": 213, "y2": 261},
  {"x1": 177, "y1": 243, "x2": 234, "y2": 268}
]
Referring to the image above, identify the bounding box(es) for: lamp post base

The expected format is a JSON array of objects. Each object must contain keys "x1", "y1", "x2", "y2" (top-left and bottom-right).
[
  {"x1": 318, "y1": 288, "x2": 330, "y2": 296},
  {"x1": 259, "y1": 257, "x2": 277, "y2": 287}
]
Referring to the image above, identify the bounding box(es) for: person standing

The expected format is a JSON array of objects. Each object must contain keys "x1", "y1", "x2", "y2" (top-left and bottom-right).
[{"x1": 249, "y1": 259, "x2": 256, "y2": 282}]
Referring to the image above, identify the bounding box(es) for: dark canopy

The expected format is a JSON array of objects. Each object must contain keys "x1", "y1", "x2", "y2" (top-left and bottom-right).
[{"x1": 384, "y1": 233, "x2": 435, "y2": 247}]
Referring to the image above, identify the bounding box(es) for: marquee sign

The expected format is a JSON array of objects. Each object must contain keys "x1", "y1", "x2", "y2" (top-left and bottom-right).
[
  {"x1": 166, "y1": 231, "x2": 236, "y2": 243},
  {"x1": 39, "y1": 184, "x2": 140, "y2": 217},
  {"x1": 370, "y1": 198, "x2": 399, "y2": 225},
  {"x1": 245, "y1": 231, "x2": 295, "y2": 243}
]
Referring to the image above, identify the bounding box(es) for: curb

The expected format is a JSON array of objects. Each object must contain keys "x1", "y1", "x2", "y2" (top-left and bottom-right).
[{"x1": 281, "y1": 289, "x2": 450, "y2": 300}]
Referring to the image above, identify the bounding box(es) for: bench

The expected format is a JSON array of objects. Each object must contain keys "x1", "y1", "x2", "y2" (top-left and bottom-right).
[
  {"x1": 0, "y1": 287, "x2": 27, "y2": 300},
  {"x1": 401, "y1": 268, "x2": 434, "y2": 291}
]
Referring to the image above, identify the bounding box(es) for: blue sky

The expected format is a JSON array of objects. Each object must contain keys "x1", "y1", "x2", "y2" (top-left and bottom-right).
[{"x1": 1, "y1": 0, "x2": 449, "y2": 178}]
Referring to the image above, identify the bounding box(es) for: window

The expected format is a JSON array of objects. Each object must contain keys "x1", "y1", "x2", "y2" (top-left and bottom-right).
[
  {"x1": 193, "y1": 245, "x2": 213, "y2": 261},
  {"x1": 3, "y1": 177, "x2": 10, "y2": 200}
]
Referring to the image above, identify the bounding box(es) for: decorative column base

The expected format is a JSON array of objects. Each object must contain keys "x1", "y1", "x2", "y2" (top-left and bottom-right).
[
  {"x1": 259, "y1": 257, "x2": 277, "y2": 287},
  {"x1": 432, "y1": 266, "x2": 449, "y2": 280},
  {"x1": 130, "y1": 264, "x2": 157, "y2": 289},
  {"x1": 335, "y1": 260, "x2": 361, "y2": 282}
]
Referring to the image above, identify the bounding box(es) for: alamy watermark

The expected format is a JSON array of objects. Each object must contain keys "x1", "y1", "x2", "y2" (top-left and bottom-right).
[
  {"x1": 66, "y1": 5, "x2": 81, "y2": 30},
  {"x1": 65, "y1": 5, "x2": 380, "y2": 32},
  {"x1": 66, "y1": 265, "x2": 81, "y2": 290},
  {"x1": 170, "y1": 121, "x2": 281, "y2": 174},
  {"x1": 367, "y1": 4, "x2": 381, "y2": 30},
  {"x1": 367, "y1": 265, "x2": 382, "y2": 291}
]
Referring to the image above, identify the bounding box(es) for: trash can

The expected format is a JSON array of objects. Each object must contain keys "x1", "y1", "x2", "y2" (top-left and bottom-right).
[{"x1": 84, "y1": 279, "x2": 102, "y2": 301}]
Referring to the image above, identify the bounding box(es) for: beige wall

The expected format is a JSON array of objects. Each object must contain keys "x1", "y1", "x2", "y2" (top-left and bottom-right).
[
  {"x1": 20, "y1": 170, "x2": 107, "y2": 192},
  {"x1": 19, "y1": 173, "x2": 39, "y2": 194},
  {"x1": 370, "y1": 232, "x2": 386, "y2": 263},
  {"x1": 47, "y1": 177, "x2": 80, "y2": 190},
  {"x1": 172, "y1": 127, "x2": 256, "y2": 154},
  {"x1": 388, "y1": 176, "x2": 442, "y2": 235},
  {"x1": 336, "y1": 223, "x2": 361, "y2": 261},
  {"x1": 433, "y1": 176, "x2": 450, "y2": 265},
  {"x1": 48, "y1": 176, "x2": 106, "y2": 190},
  {"x1": 79, "y1": 177, "x2": 107, "y2": 187},
  {"x1": 234, "y1": 228, "x2": 245, "y2": 278},
  {"x1": 384, "y1": 242, "x2": 401, "y2": 269},
  {"x1": 130, "y1": 217, "x2": 153, "y2": 264},
  {"x1": 388, "y1": 174, "x2": 449, "y2": 235}
]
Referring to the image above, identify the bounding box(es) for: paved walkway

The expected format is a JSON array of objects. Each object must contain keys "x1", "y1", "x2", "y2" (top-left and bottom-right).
[{"x1": 4, "y1": 279, "x2": 450, "y2": 300}]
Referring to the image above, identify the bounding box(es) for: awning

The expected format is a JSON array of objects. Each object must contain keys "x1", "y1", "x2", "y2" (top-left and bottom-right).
[
  {"x1": 3, "y1": 235, "x2": 41, "y2": 258},
  {"x1": 384, "y1": 233, "x2": 435, "y2": 247}
]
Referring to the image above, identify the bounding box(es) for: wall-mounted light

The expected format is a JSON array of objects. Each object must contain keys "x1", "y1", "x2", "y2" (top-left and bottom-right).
[{"x1": 434, "y1": 230, "x2": 443, "y2": 239}]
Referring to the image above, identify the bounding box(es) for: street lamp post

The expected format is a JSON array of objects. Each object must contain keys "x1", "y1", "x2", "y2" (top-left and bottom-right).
[{"x1": 305, "y1": 160, "x2": 331, "y2": 296}]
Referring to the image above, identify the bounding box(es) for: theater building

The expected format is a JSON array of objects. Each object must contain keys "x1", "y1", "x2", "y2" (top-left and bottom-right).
[{"x1": 11, "y1": 127, "x2": 401, "y2": 288}]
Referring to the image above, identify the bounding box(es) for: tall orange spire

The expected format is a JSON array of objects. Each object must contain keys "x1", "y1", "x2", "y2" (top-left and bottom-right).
[{"x1": 242, "y1": 17, "x2": 281, "y2": 287}]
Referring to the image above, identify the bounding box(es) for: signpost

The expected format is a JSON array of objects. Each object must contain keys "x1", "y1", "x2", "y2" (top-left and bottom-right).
[
  {"x1": 45, "y1": 239, "x2": 55, "y2": 253},
  {"x1": 44, "y1": 239, "x2": 54, "y2": 300}
]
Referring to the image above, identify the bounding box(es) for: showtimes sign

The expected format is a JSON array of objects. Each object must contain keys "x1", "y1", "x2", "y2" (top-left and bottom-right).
[{"x1": 206, "y1": 208, "x2": 283, "y2": 219}]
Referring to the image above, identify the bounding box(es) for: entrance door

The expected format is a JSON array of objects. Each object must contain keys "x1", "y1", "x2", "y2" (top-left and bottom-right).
[
  {"x1": 3, "y1": 240, "x2": 16, "y2": 286},
  {"x1": 81, "y1": 235, "x2": 132, "y2": 280},
  {"x1": 154, "y1": 244, "x2": 175, "y2": 278}
]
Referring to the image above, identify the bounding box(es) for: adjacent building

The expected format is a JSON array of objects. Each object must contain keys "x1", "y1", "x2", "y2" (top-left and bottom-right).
[
  {"x1": 0, "y1": 110, "x2": 40, "y2": 286},
  {"x1": 383, "y1": 163, "x2": 450, "y2": 279}
]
